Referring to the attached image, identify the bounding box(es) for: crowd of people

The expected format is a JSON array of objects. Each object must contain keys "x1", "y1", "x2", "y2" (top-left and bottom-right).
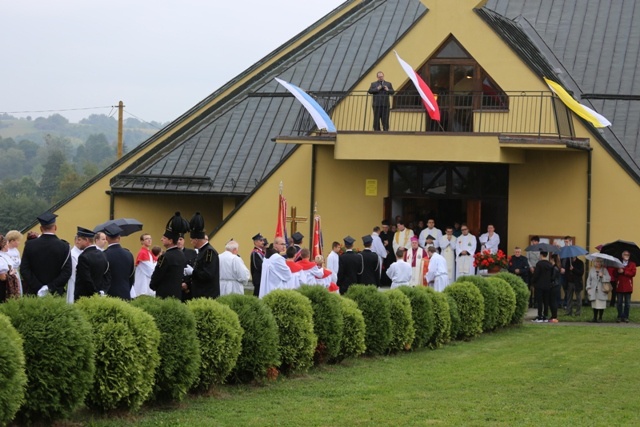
[{"x1": 0, "y1": 213, "x2": 635, "y2": 326}]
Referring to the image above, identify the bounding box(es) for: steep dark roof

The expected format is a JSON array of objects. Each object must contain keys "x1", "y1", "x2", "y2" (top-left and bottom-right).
[
  {"x1": 484, "y1": 0, "x2": 640, "y2": 178},
  {"x1": 110, "y1": 0, "x2": 426, "y2": 194}
]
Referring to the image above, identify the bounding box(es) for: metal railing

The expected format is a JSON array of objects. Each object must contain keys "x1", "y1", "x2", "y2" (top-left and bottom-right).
[{"x1": 290, "y1": 91, "x2": 574, "y2": 138}]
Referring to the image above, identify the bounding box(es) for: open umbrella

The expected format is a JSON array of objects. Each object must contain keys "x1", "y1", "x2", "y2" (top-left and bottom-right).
[
  {"x1": 525, "y1": 243, "x2": 559, "y2": 253},
  {"x1": 93, "y1": 218, "x2": 143, "y2": 237},
  {"x1": 586, "y1": 253, "x2": 623, "y2": 268},
  {"x1": 600, "y1": 240, "x2": 640, "y2": 264},
  {"x1": 558, "y1": 245, "x2": 588, "y2": 259}
]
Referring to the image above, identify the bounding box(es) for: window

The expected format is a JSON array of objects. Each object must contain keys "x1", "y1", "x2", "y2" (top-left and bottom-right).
[{"x1": 394, "y1": 36, "x2": 508, "y2": 131}]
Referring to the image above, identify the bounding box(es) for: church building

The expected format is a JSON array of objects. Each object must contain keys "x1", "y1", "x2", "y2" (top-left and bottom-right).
[{"x1": 26, "y1": 0, "x2": 640, "y2": 296}]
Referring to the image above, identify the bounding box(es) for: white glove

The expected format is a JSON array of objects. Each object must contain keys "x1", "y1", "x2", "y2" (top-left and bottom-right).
[
  {"x1": 184, "y1": 265, "x2": 194, "y2": 276},
  {"x1": 37, "y1": 285, "x2": 50, "y2": 297},
  {"x1": 99, "y1": 291, "x2": 105, "y2": 297}
]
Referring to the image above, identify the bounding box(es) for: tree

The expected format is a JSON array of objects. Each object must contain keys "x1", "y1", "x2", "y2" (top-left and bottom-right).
[
  {"x1": 75, "y1": 133, "x2": 115, "y2": 166},
  {"x1": 38, "y1": 149, "x2": 67, "y2": 202},
  {"x1": 0, "y1": 148, "x2": 26, "y2": 180}
]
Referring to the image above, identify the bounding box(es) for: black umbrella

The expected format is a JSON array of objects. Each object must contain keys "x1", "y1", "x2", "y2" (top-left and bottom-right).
[
  {"x1": 94, "y1": 218, "x2": 143, "y2": 237},
  {"x1": 524, "y1": 243, "x2": 559, "y2": 253},
  {"x1": 600, "y1": 240, "x2": 640, "y2": 264}
]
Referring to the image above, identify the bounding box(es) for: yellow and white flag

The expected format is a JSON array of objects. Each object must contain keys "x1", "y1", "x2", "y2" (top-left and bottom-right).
[{"x1": 544, "y1": 78, "x2": 611, "y2": 128}]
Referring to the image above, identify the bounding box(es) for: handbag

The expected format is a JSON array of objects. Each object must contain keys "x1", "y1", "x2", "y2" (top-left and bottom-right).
[{"x1": 602, "y1": 282, "x2": 612, "y2": 294}]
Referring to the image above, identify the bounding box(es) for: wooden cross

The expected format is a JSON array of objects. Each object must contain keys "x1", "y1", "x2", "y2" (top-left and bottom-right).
[{"x1": 286, "y1": 206, "x2": 308, "y2": 234}]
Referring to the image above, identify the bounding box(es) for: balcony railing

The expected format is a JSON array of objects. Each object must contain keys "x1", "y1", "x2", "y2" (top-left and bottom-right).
[{"x1": 286, "y1": 91, "x2": 574, "y2": 138}]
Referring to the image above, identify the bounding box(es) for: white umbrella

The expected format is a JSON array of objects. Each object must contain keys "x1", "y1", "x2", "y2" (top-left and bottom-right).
[{"x1": 586, "y1": 253, "x2": 623, "y2": 268}]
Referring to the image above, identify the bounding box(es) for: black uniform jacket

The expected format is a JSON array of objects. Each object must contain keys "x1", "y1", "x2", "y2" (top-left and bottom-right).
[
  {"x1": 20, "y1": 233, "x2": 72, "y2": 296},
  {"x1": 104, "y1": 243, "x2": 135, "y2": 300}
]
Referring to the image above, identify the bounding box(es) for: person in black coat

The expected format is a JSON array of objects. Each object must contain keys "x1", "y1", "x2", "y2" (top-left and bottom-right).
[
  {"x1": 358, "y1": 235, "x2": 380, "y2": 287},
  {"x1": 250, "y1": 233, "x2": 266, "y2": 297},
  {"x1": 564, "y1": 256, "x2": 585, "y2": 316},
  {"x1": 75, "y1": 227, "x2": 111, "y2": 300},
  {"x1": 103, "y1": 224, "x2": 135, "y2": 301},
  {"x1": 178, "y1": 235, "x2": 198, "y2": 302},
  {"x1": 367, "y1": 71, "x2": 395, "y2": 131},
  {"x1": 508, "y1": 247, "x2": 530, "y2": 284},
  {"x1": 150, "y1": 231, "x2": 186, "y2": 299},
  {"x1": 337, "y1": 236, "x2": 363, "y2": 295},
  {"x1": 20, "y1": 212, "x2": 72, "y2": 296},
  {"x1": 379, "y1": 220, "x2": 394, "y2": 287},
  {"x1": 531, "y1": 251, "x2": 555, "y2": 322},
  {"x1": 188, "y1": 212, "x2": 220, "y2": 298}
]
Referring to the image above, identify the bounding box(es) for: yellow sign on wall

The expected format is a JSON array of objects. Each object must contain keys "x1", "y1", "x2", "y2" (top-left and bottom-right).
[{"x1": 365, "y1": 179, "x2": 378, "y2": 196}]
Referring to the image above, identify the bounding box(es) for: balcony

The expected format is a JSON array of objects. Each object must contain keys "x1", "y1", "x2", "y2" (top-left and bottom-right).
[{"x1": 279, "y1": 91, "x2": 577, "y2": 139}]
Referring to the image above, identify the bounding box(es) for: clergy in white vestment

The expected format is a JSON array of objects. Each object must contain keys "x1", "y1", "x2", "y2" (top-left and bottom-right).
[
  {"x1": 418, "y1": 218, "x2": 443, "y2": 249},
  {"x1": 371, "y1": 227, "x2": 387, "y2": 275},
  {"x1": 66, "y1": 237, "x2": 84, "y2": 304},
  {"x1": 439, "y1": 226, "x2": 456, "y2": 284},
  {"x1": 455, "y1": 225, "x2": 476, "y2": 277},
  {"x1": 387, "y1": 248, "x2": 413, "y2": 289},
  {"x1": 314, "y1": 255, "x2": 334, "y2": 287},
  {"x1": 479, "y1": 224, "x2": 500, "y2": 254},
  {"x1": 133, "y1": 234, "x2": 157, "y2": 297},
  {"x1": 284, "y1": 246, "x2": 303, "y2": 289},
  {"x1": 219, "y1": 240, "x2": 250, "y2": 296},
  {"x1": 326, "y1": 242, "x2": 340, "y2": 284},
  {"x1": 259, "y1": 237, "x2": 292, "y2": 298},
  {"x1": 392, "y1": 220, "x2": 414, "y2": 253},
  {"x1": 404, "y1": 237, "x2": 429, "y2": 286},
  {"x1": 425, "y1": 246, "x2": 449, "y2": 291}
]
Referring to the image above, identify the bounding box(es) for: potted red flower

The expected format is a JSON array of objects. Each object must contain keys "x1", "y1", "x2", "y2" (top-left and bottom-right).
[{"x1": 473, "y1": 249, "x2": 509, "y2": 273}]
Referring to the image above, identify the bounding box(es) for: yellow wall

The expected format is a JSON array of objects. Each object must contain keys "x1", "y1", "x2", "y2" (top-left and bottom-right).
[
  {"x1": 209, "y1": 146, "x2": 313, "y2": 269},
  {"x1": 314, "y1": 145, "x2": 389, "y2": 249}
]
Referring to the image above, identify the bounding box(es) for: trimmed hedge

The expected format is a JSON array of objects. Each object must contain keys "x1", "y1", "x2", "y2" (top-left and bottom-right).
[
  {"x1": 486, "y1": 277, "x2": 517, "y2": 328},
  {"x1": 495, "y1": 272, "x2": 530, "y2": 324},
  {"x1": 187, "y1": 299, "x2": 244, "y2": 390},
  {"x1": 0, "y1": 313, "x2": 26, "y2": 427},
  {"x1": 263, "y1": 290, "x2": 317, "y2": 375},
  {"x1": 446, "y1": 293, "x2": 461, "y2": 340},
  {"x1": 385, "y1": 289, "x2": 415, "y2": 352},
  {"x1": 331, "y1": 295, "x2": 366, "y2": 363},
  {"x1": 345, "y1": 285, "x2": 391, "y2": 356},
  {"x1": 458, "y1": 275, "x2": 499, "y2": 331},
  {"x1": 397, "y1": 286, "x2": 434, "y2": 349},
  {"x1": 131, "y1": 296, "x2": 201, "y2": 401},
  {"x1": 76, "y1": 296, "x2": 160, "y2": 412},
  {"x1": 218, "y1": 294, "x2": 280, "y2": 383},
  {"x1": 297, "y1": 285, "x2": 344, "y2": 363},
  {"x1": 1, "y1": 297, "x2": 95, "y2": 424},
  {"x1": 444, "y1": 281, "x2": 484, "y2": 339},
  {"x1": 423, "y1": 287, "x2": 452, "y2": 348}
]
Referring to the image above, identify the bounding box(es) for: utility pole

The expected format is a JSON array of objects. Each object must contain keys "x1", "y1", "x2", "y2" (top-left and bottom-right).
[{"x1": 117, "y1": 100, "x2": 124, "y2": 159}]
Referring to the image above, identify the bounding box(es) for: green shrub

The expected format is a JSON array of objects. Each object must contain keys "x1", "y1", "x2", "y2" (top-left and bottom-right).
[
  {"x1": 444, "y1": 281, "x2": 484, "y2": 339},
  {"x1": 345, "y1": 285, "x2": 391, "y2": 356},
  {"x1": 218, "y1": 294, "x2": 280, "y2": 382},
  {"x1": 446, "y1": 293, "x2": 461, "y2": 340},
  {"x1": 76, "y1": 296, "x2": 160, "y2": 412},
  {"x1": 423, "y1": 288, "x2": 451, "y2": 348},
  {"x1": 486, "y1": 277, "x2": 517, "y2": 328},
  {"x1": 131, "y1": 296, "x2": 200, "y2": 401},
  {"x1": 187, "y1": 299, "x2": 244, "y2": 390},
  {"x1": 297, "y1": 285, "x2": 343, "y2": 363},
  {"x1": 385, "y1": 289, "x2": 415, "y2": 352},
  {"x1": 0, "y1": 313, "x2": 26, "y2": 427},
  {"x1": 1, "y1": 297, "x2": 94, "y2": 424},
  {"x1": 397, "y1": 286, "x2": 435, "y2": 349},
  {"x1": 457, "y1": 275, "x2": 498, "y2": 331},
  {"x1": 263, "y1": 290, "x2": 317, "y2": 375},
  {"x1": 495, "y1": 272, "x2": 530, "y2": 324},
  {"x1": 331, "y1": 295, "x2": 366, "y2": 363}
]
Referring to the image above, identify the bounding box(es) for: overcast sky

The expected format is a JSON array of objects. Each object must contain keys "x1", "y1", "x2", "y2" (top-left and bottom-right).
[{"x1": 1, "y1": 0, "x2": 346, "y2": 123}]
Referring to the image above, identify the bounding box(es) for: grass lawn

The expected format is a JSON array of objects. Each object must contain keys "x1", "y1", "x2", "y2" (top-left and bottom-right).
[
  {"x1": 559, "y1": 305, "x2": 639, "y2": 323},
  {"x1": 70, "y1": 324, "x2": 640, "y2": 427}
]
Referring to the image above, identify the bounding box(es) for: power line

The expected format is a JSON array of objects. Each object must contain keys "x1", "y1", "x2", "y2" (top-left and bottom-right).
[
  {"x1": 0, "y1": 105, "x2": 114, "y2": 115},
  {"x1": 123, "y1": 110, "x2": 163, "y2": 129}
]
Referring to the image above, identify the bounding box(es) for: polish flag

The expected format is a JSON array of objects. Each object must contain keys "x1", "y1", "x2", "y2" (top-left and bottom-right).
[{"x1": 394, "y1": 51, "x2": 440, "y2": 121}]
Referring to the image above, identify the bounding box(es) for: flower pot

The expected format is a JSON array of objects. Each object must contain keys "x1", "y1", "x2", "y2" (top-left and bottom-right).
[{"x1": 487, "y1": 265, "x2": 502, "y2": 274}]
